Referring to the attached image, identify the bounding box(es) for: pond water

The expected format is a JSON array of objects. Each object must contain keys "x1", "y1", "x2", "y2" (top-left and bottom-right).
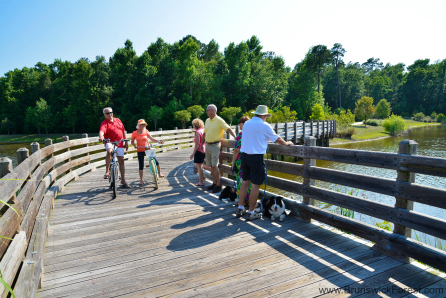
[{"x1": 266, "y1": 125, "x2": 446, "y2": 246}]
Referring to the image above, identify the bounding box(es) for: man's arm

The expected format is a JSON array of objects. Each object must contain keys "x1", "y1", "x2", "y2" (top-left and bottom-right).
[
  {"x1": 274, "y1": 137, "x2": 293, "y2": 146},
  {"x1": 226, "y1": 127, "x2": 236, "y2": 139},
  {"x1": 99, "y1": 131, "x2": 104, "y2": 142}
]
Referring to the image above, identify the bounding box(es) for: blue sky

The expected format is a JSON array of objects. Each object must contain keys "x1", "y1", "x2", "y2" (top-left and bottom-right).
[{"x1": 1, "y1": 0, "x2": 445, "y2": 76}]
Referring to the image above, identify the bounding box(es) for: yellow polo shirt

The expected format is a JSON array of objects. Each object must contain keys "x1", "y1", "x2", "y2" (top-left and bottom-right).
[{"x1": 204, "y1": 115, "x2": 230, "y2": 143}]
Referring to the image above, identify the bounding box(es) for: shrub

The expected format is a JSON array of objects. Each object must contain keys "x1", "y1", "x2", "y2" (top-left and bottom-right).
[
  {"x1": 382, "y1": 114, "x2": 407, "y2": 136},
  {"x1": 365, "y1": 119, "x2": 380, "y2": 126},
  {"x1": 437, "y1": 113, "x2": 445, "y2": 123},
  {"x1": 413, "y1": 112, "x2": 425, "y2": 121},
  {"x1": 431, "y1": 111, "x2": 437, "y2": 122},
  {"x1": 425, "y1": 116, "x2": 432, "y2": 123},
  {"x1": 336, "y1": 126, "x2": 355, "y2": 138}
]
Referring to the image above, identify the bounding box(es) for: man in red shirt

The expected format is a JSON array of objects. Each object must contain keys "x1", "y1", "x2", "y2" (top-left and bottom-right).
[{"x1": 98, "y1": 107, "x2": 130, "y2": 188}]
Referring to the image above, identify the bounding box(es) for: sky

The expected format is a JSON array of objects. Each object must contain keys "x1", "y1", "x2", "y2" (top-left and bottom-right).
[{"x1": 1, "y1": 0, "x2": 445, "y2": 76}]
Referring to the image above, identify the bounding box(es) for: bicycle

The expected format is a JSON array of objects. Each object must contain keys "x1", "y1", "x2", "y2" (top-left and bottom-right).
[
  {"x1": 103, "y1": 138, "x2": 129, "y2": 198},
  {"x1": 138, "y1": 144, "x2": 159, "y2": 189}
]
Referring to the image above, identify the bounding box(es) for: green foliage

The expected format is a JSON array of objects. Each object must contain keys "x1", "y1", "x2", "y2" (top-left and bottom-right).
[
  {"x1": 430, "y1": 111, "x2": 437, "y2": 121},
  {"x1": 365, "y1": 119, "x2": 381, "y2": 126},
  {"x1": 187, "y1": 105, "x2": 205, "y2": 119},
  {"x1": 375, "y1": 221, "x2": 392, "y2": 231},
  {"x1": 147, "y1": 106, "x2": 164, "y2": 130},
  {"x1": 268, "y1": 106, "x2": 297, "y2": 123},
  {"x1": 413, "y1": 112, "x2": 425, "y2": 121},
  {"x1": 310, "y1": 103, "x2": 324, "y2": 120},
  {"x1": 437, "y1": 113, "x2": 445, "y2": 123},
  {"x1": 336, "y1": 109, "x2": 355, "y2": 126},
  {"x1": 174, "y1": 110, "x2": 192, "y2": 129},
  {"x1": 220, "y1": 107, "x2": 241, "y2": 125},
  {"x1": 382, "y1": 114, "x2": 407, "y2": 136},
  {"x1": 375, "y1": 99, "x2": 391, "y2": 119},
  {"x1": 355, "y1": 96, "x2": 375, "y2": 126},
  {"x1": 0, "y1": 118, "x2": 16, "y2": 134}
]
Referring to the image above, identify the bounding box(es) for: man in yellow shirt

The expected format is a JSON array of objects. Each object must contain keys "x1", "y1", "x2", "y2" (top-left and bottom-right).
[{"x1": 201, "y1": 104, "x2": 236, "y2": 193}]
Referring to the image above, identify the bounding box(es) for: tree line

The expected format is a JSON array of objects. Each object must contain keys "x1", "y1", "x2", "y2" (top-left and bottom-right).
[{"x1": 1, "y1": 35, "x2": 445, "y2": 134}]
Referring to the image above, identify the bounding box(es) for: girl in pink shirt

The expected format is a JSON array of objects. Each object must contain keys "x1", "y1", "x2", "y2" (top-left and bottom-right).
[{"x1": 190, "y1": 119, "x2": 210, "y2": 186}]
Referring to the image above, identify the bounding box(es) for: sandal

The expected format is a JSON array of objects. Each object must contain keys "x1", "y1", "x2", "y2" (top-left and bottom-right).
[
  {"x1": 103, "y1": 174, "x2": 110, "y2": 179},
  {"x1": 195, "y1": 183, "x2": 204, "y2": 186},
  {"x1": 139, "y1": 181, "x2": 144, "y2": 186},
  {"x1": 121, "y1": 183, "x2": 131, "y2": 188},
  {"x1": 159, "y1": 174, "x2": 165, "y2": 178}
]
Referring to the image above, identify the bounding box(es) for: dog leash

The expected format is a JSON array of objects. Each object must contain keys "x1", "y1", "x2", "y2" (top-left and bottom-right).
[{"x1": 260, "y1": 146, "x2": 269, "y2": 212}]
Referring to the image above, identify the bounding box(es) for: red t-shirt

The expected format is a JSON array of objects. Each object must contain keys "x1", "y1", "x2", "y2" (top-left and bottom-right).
[
  {"x1": 99, "y1": 118, "x2": 125, "y2": 148},
  {"x1": 132, "y1": 130, "x2": 151, "y2": 152}
]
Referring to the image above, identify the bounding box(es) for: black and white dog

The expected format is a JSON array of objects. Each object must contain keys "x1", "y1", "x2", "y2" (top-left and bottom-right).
[
  {"x1": 219, "y1": 186, "x2": 237, "y2": 201},
  {"x1": 262, "y1": 196, "x2": 286, "y2": 222}
]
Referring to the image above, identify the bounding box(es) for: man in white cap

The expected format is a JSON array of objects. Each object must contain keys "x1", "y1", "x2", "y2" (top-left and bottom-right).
[{"x1": 236, "y1": 105, "x2": 293, "y2": 220}]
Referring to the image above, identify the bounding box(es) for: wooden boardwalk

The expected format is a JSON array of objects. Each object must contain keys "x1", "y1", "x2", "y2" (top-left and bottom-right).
[{"x1": 38, "y1": 148, "x2": 446, "y2": 298}]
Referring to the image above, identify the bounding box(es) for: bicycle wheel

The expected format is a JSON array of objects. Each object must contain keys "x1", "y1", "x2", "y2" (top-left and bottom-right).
[
  {"x1": 112, "y1": 165, "x2": 117, "y2": 198},
  {"x1": 149, "y1": 158, "x2": 159, "y2": 189}
]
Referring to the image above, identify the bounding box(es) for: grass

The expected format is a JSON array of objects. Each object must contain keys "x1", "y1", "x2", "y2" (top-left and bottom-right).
[
  {"x1": 0, "y1": 133, "x2": 98, "y2": 143},
  {"x1": 331, "y1": 120, "x2": 439, "y2": 144}
]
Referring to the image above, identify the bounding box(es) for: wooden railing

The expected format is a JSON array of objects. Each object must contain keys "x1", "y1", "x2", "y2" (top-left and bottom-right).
[
  {"x1": 227, "y1": 120, "x2": 336, "y2": 144},
  {"x1": 216, "y1": 137, "x2": 446, "y2": 272},
  {"x1": 0, "y1": 128, "x2": 195, "y2": 297}
]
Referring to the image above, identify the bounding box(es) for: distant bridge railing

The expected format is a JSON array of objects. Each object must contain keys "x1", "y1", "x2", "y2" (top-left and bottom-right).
[
  {"x1": 0, "y1": 128, "x2": 196, "y2": 297},
  {"x1": 216, "y1": 137, "x2": 446, "y2": 272}
]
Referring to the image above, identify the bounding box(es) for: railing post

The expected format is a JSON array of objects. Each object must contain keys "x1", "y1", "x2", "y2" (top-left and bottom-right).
[
  {"x1": 31, "y1": 142, "x2": 40, "y2": 166},
  {"x1": 235, "y1": 125, "x2": 239, "y2": 135},
  {"x1": 334, "y1": 119, "x2": 337, "y2": 136},
  {"x1": 83, "y1": 133, "x2": 90, "y2": 165},
  {"x1": 293, "y1": 121, "x2": 297, "y2": 144},
  {"x1": 301, "y1": 121, "x2": 306, "y2": 143},
  {"x1": 45, "y1": 138, "x2": 55, "y2": 171},
  {"x1": 301, "y1": 136, "x2": 316, "y2": 222},
  {"x1": 17, "y1": 148, "x2": 29, "y2": 165},
  {"x1": 0, "y1": 157, "x2": 13, "y2": 179},
  {"x1": 284, "y1": 122, "x2": 289, "y2": 142},
  {"x1": 174, "y1": 127, "x2": 178, "y2": 149},
  {"x1": 394, "y1": 140, "x2": 417, "y2": 237},
  {"x1": 226, "y1": 131, "x2": 230, "y2": 153},
  {"x1": 62, "y1": 136, "x2": 71, "y2": 174},
  {"x1": 0, "y1": 157, "x2": 14, "y2": 203},
  {"x1": 310, "y1": 120, "x2": 313, "y2": 137},
  {"x1": 322, "y1": 120, "x2": 326, "y2": 138},
  {"x1": 316, "y1": 120, "x2": 320, "y2": 140}
]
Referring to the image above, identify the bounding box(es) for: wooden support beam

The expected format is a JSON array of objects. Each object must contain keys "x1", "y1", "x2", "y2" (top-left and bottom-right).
[{"x1": 301, "y1": 136, "x2": 316, "y2": 222}]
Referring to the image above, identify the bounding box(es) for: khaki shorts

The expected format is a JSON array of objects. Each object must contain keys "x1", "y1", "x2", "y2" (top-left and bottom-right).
[{"x1": 205, "y1": 142, "x2": 221, "y2": 167}]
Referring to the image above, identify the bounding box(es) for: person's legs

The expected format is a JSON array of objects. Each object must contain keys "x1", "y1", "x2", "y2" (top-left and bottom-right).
[
  {"x1": 248, "y1": 184, "x2": 260, "y2": 211},
  {"x1": 196, "y1": 163, "x2": 204, "y2": 185},
  {"x1": 156, "y1": 164, "x2": 164, "y2": 177},
  {"x1": 212, "y1": 166, "x2": 220, "y2": 186},
  {"x1": 137, "y1": 152, "x2": 144, "y2": 184},
  {"x1": 105, "y1": 148, "x2": 112, "y2": 176},
  {"x1": 238, "y1": 180, "x2": 251, "y2": 207},
  {"x1": 117, "y1": 156, "x2": 126, "y2": 185}
]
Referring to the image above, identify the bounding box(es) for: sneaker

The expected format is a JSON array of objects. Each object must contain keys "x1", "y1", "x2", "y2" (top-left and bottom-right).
[
  {"x1": 212, "y1": 185, "x2": 222, "y2": 193},
  {"x1": 246, "y1": 212, "x2": 262, "y2": 221},
  {"x1": 207, "y1": 184, "x2": 216, "y2": 191},
  {"x1": 236, "y1": 207, "x2": 245, "y2": 217}
]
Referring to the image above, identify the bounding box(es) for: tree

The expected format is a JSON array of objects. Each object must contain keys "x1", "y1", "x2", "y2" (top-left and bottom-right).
[
  {"x1": 187, "y1": 105, "x2": 205, "y2": 119},
  {"x1": 0, "y1": 118, "x2": 15, "y2": 134},
  {"x1": 375, "y1": 99, "x2": 391, "y2": 119},
  {"x1": 147, "y1": 106, "x2": 164, "y2": 131},
  {"x1": 306, "y1": 45, "x2": 332, "y2": 94},
  {"x1": 310, "y1": 103, "x2": 325, "y2": 120},
  {"x1": 35, "y1": 98, "x2": 52, "y2": 134},
  {"x1": 220, "y1": 107, "x2": 241, "y2": 125},
  {"x1": 362, "y1": 58, "x2": 384, "y2": 73},
  {"x1": 174, "y1": 110, "x2": 192, "y2": 129},
  {"x1": 382, "y1": 114, "x2": 407, "y2": 136},
  {"x1": 331, "y1": 43, "x2": 346, "y2": 108},
  {"x1": 355, "y1": 96, "x2": 376, "y2": 126}
]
